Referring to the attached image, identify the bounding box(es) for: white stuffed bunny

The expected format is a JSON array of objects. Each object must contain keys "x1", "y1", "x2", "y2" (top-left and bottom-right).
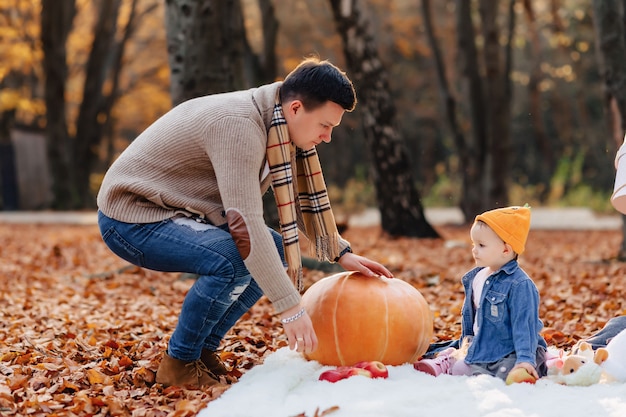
[{"x1": 601, "y1": 328, "x2": 626, "y2": 382}]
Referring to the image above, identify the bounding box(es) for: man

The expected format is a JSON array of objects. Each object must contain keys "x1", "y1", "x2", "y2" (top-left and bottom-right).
[{"x1": 97, "y1": 57, "x2": 392, "y2": 388}]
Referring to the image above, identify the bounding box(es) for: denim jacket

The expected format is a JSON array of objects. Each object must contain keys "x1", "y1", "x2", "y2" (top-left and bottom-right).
[{"x1": 461, "y1": 260, "x2": 547, "y2": 366}]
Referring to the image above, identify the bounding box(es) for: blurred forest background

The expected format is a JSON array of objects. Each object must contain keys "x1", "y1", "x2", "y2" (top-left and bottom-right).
[{"x1": 1, "y1": 0, "x2": 625, "y2": 229}]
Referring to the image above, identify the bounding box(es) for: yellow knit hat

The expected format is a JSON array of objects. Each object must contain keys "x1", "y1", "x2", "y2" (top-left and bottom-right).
[{"x1": 474, "y1": 205, "x2": 531, "y2": 255}]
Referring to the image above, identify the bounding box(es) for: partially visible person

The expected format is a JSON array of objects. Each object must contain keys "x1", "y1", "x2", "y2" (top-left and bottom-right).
[
  {"x1": 414, "y1": 206, "x2": 548, "y2": 381},
  {"x1": 600, "y1": 135, "x2": 626, "y2": 350},
  {"x1": 97, "y1": 57, "x2": 393, "y2": 389},
  {"x1": 585, "y1": 316, "x2": 626, "y2": 350},
  {"x1": 612, "y1": 135, "x2": 626, "y2": 214}
]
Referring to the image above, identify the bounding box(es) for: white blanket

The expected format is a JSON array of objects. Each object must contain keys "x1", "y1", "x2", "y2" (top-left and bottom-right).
[{"x1": 199, "y1": 347, "x2": 626, "y2": 417}]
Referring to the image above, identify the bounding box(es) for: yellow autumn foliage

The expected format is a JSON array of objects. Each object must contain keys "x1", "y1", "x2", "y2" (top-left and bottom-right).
[
  {"x1": 0, "y1": 0, "x2": 171, "y2": 140},
  {"x1": 0, "y1": 89, "x2": 20, "y2": 110}
]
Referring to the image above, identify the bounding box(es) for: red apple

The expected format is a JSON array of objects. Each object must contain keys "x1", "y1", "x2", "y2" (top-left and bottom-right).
[
  {"x1": 319, "y1": 366, "x2": 373, "y2": 382},
  {"x1": 346, "y1": 367, "x2": 373, "y2": 378},
  {"x1": 319, "y1": 368, "x2": 350, "y2": 382},
  {"x1": 353, "y1": 361, "x2": 389, "y2": 379},
  {"x1": 505, "y1": 368, "x2": 537, "y2": 385}
]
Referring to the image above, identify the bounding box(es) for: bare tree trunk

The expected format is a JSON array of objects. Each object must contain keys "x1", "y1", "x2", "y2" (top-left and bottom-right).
[
  {"x1": 42, "y1": 0, "x2": 155, "y2": 209},
  {"x1": 328, "y1": 0, "x2": 439, "y2": 238},
  {"x1": 479, "y1": 0, "x2": 514, "y2": 209},
  {"x1": 258, "y1": 0, "x2": 278, "y2": 84},
  {"x1": 550, "y1": 0, "x2": 565, "y2": 32},
  {"x1": 165, "y1": 0, "x2": 249, "y2": 104},
  {"x1": 421, "y1": 0, "x2": 471, "y2": 213},
  {"x1": 74, "y1": 0, "x2": 122, "y2": 208},
  {"x1": 456, "y1": 0, "x2": 487, "y2": 220},
  {"x1": 40, "y1": 0, "x2": 76, "y2": 209},
  {"x1": 74, "y1": 0, "x2": 155, "y2": 207},
  {"x1": 591, "y1": 0, "x2": 626, "y2": 260},
  {"x1": 433, "y1": 0, "x2": 516, "y2": 220},
  {"x1": 592, "y1": 0, "x2": 626, "y2": 131},
  {"x1": 522, "y1": 0, "x2": 554, "y2": 200},
  {"x1": 0, "y1": 109, "x2": 18, "y2": 210}
]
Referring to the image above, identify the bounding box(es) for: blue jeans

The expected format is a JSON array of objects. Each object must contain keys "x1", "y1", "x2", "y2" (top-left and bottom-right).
[
  {"x1": 586, "y1": 316, "x2": 626, "y2": 349},
  {"x1": 97, "y1": 211, "x2": 285, "y2": 361}
]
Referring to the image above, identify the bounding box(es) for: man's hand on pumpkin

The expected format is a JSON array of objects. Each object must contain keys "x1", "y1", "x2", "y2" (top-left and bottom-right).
[{"x1": 338, "y1": 252, "x2": 393, "y2": 278}]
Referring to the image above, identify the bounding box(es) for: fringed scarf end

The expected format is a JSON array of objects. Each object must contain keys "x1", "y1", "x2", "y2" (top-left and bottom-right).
[
  {"x1": 288, "y1": 264, "x2": 304, "y2": 294},
  {"x1": 314, "y1": 233, "x2": 341, "y2": 262}
]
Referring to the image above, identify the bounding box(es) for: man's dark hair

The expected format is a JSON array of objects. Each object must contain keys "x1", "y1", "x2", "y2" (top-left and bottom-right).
[{"x1": 280, "y1": 57, "x2": 357, "y2": 112}]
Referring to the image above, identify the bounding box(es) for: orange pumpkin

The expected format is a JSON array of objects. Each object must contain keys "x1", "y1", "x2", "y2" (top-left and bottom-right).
[{"x1": 301, "y1": 271, "x2": 433, "y2": 366}]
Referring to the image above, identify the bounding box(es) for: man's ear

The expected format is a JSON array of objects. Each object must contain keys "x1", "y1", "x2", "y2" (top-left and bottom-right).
[{"x1": 286, "y1": 100, "x2": 302, "y2": 115}]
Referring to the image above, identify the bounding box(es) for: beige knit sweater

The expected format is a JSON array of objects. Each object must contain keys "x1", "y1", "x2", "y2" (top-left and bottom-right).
[{"x1": 97, "y1": 82, "x2": 319, "y2": 312}]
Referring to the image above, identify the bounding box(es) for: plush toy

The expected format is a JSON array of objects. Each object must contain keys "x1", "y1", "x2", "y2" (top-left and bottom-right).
[
  {"x1": 600, "y1": 328, "x2": 626, "y2": 382},
  {"x1": 547, "y1": 341, "x2": 608, "y2": 386}
]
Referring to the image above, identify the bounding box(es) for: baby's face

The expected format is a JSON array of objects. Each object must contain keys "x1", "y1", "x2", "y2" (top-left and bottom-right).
[{"x1": 470, "y1": 222, "x2": 510, "y2": 269}]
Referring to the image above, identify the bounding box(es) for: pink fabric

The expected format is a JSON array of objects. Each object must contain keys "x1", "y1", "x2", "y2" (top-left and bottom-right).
[{"x1": 451, "y1": 359, "x2": 472, "y2": 376}]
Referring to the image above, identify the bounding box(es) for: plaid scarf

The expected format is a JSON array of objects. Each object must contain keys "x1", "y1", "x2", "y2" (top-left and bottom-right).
[{"x1": 266, "y1": 93, "x2": 341, "y2": 292}]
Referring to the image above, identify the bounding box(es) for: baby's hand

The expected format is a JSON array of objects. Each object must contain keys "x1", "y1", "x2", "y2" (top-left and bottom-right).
[
  {"x1": 512, "y1": 362, "x2": 538, "y2": 379},
  {"x1": 505, "y1": 365, "x2": 538, "y2": 385}
]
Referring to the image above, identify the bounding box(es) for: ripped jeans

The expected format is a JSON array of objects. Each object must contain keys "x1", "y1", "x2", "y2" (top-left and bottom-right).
[{"x1": 97, "y1": 211, "x2": 285, "y2": 361}]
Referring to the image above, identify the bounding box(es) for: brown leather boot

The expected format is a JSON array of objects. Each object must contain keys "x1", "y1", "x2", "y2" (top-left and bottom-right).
[
  {"x1": 200, "y1": 349, "x2": 229, "y2": 378},
  {"x1": 156, "y1": 353, "x2": 223, "y2": 388}
]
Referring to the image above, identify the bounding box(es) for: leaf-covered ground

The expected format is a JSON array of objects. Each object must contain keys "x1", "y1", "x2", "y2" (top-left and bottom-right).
[{"x1": 1, "y1": 222, "x2": 625, "y2": 416}]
